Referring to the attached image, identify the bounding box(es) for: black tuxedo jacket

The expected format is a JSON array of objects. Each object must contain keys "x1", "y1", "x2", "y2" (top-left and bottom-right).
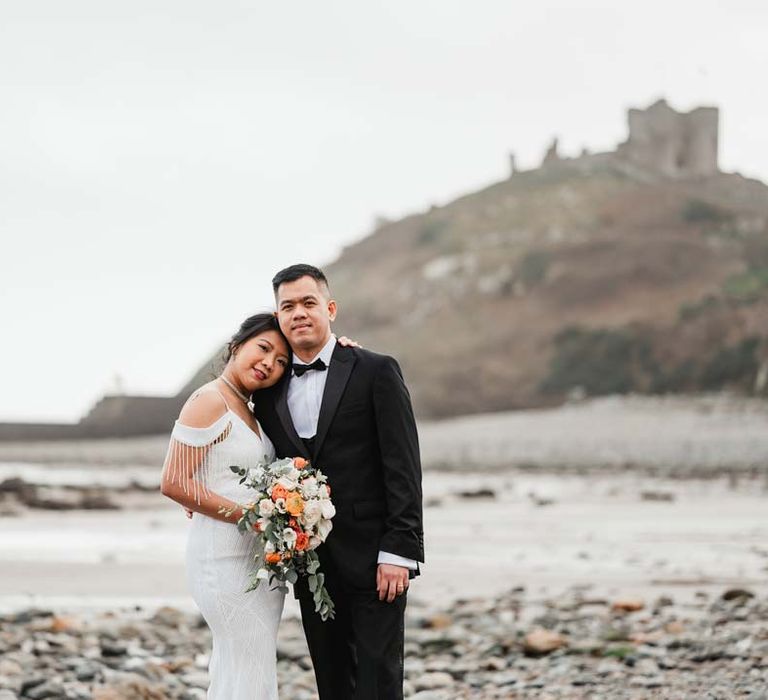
[{"x1": 252, "y1": 343, "x2": 424, "y2": 590}]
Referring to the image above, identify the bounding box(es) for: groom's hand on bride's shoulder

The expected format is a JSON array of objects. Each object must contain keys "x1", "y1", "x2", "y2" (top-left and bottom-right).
[{"x1": 377, "y1": 564, "x2": 409, "y2": 603}]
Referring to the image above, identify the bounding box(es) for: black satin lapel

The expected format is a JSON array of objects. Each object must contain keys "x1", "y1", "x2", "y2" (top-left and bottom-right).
[
  {"x1": 274, "y1": 381, "x2": 311, "y2": 459},
  {"x1": 313, "y1": 350, "x2": 355, "y2": 459}
]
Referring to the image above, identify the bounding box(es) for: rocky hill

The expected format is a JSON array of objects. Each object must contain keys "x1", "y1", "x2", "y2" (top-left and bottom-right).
[{"x1": 326, "y1": 101, "x2": 768, "y2": 417}]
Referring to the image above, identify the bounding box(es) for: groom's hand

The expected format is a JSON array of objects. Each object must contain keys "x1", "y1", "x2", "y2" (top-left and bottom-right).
[{"x1": 377, "y1": 564, "x2": 409, "y2": 603}]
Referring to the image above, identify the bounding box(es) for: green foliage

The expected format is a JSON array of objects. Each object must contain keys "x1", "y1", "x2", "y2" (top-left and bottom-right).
[
  {"x1": 650, "y1": 360, "x2": 697, "y2": 394},
  {"x1": 417, "y1": 219, "x2": 448, "y2": 245},
  {"x1": 540, "y1": 326, "x2": 653, "y2": 396},
  {"x1": 603, "y1": 646, "x2": 635, "y2": 659},
  {"x1": 678, "y1": 295, "x2": 720, "y2": 322},
  {"x1": 518, "y1": 251, "x2": 551, "y2": 287},
  {"x1": 682, "y1": 199, "x2": 729, "y2": 224},
  {"x1": 699, "y1": 337, "x2": 760, "y2": 390},
  {"x1": 723, "y1": 268, "x2": 768, "y2": 303}
]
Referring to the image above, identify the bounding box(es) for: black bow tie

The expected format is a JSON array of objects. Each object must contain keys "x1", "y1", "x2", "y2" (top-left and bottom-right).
[{"x1": 292, "y1": 358, "x2": 327, "y2": 377}]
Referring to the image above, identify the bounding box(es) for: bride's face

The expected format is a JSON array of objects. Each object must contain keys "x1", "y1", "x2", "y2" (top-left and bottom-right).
[{"x1": 231, "y1": 331, "x2": 290, "y2": 391}]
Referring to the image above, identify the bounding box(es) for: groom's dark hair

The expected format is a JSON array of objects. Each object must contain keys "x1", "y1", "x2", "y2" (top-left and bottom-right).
[{"x1": 272, "y1": 264, "x2": 331, "y2": 296}]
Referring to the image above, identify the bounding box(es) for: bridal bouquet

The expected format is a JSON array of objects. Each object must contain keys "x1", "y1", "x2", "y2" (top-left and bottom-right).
[{"x1": 228, "y1": 457, "x2": 336, "y2": 621}]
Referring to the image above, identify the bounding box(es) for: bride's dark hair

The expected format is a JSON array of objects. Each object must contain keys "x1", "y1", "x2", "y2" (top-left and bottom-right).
[{"x1": 224, "y1": 312, "x2": 290, "y2": 363}]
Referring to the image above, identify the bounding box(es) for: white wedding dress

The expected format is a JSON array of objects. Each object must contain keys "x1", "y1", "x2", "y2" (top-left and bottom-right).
[{"x1": 162, "y1": 398, "x2": 285, "y2": 699}]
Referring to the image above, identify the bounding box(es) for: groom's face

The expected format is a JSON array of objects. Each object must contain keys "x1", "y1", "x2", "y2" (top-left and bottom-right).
[{"x1": 275, "y1": 275, "x2": 337, "y2": 353}]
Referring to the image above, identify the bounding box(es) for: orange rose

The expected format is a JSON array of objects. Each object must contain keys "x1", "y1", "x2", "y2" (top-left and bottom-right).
[
  {"x1": 285, "y1": 492, "x2": 305, "y2": 516},
  {"x1": 265, "y1": 552, "x2": 281, "y2": 564},
  {"x1": 295, "y1": 532, "x2": 310, "y2": 551},
  {"x1": 294, "y1": 457, "x2": 309, "y2": 469},
  {"x1": 271, "y1": 484, "x2": 289, "y2": 502}
]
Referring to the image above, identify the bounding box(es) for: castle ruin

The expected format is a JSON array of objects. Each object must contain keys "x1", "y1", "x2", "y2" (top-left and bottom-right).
[
  {"x1": 534, "y1": 98, "x2": 719, "y2": 178},
  {"x1": 617, "y1": 99, "x2": 719, "y2": 177}
]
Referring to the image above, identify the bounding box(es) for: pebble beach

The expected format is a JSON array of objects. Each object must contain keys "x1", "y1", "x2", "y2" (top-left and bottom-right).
[{"x1": 1, "y1": 395, "x2": 767, "y2": 698}]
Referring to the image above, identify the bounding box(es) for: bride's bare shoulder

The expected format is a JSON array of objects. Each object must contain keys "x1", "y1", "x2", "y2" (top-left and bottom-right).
[{"x1": 178, "y1": 383, "x2": 228, "y2": 428}]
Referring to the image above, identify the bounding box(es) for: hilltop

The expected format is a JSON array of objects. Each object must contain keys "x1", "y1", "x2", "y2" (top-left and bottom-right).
[{"x1": 325, "y1": 100, "x2": 768, "y2": 416}]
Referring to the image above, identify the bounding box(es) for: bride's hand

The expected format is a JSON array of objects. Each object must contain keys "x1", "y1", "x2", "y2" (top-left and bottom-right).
[
  {"x1": 185, "y1": 508, "x2": 194, "y2": 519},
  {"x1": 338, "y1": 336, "x2": 361, "y2": 348}
]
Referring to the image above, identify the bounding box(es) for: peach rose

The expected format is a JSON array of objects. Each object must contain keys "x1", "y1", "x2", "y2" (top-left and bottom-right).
[
  {"x1": 265, "y1": 552, "x2": 281, "y2": 564},
  {"x1": 293, "y1": 457, "x2": 309, "y2": 470},
  {"x1": 271, "y1": 484, "x2": 289, "y2": 502},
  {"x1": 285, "y1": 492, "x2": 305, "y2": 516},
  {"x1": 295, "y1": 532, "x2": 310, "y2": 551}
]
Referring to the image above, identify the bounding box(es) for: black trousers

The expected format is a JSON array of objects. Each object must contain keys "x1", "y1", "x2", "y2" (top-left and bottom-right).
[{"x1": 296, "y1": 554, "x2": 406, "y2": 700}]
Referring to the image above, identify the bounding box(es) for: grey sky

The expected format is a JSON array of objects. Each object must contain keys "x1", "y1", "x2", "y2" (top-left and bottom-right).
[{"x1": 1, "y1": 0, "x2": 766, "y2": 421}]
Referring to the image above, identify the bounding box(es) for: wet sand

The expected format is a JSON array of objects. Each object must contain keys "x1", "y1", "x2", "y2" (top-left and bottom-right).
[{"x1": 1, "y1": 470, "x2": 767, "y2": 616}]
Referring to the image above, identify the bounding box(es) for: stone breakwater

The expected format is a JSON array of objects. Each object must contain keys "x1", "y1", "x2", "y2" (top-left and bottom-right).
[{"x1": 1, "y1": 587, "x2": 767, "y2": 699}]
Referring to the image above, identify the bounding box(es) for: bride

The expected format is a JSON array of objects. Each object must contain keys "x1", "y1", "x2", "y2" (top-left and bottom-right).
[
  {"x1": 161, "y1": 312, "x2": 290, "y2": 699},
  {"x1": 161, "y1": 312, "x2": 356, "y2": 698}
]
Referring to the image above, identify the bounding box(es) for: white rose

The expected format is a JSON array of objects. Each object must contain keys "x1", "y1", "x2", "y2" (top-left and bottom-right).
[
  {"x1": 285, "y1": 466, "x2": 300, "y2": 481},
  {"x1": 265, "y1": 541, "x2": 276, "y2": 553},
  {"x1": 255, "y1": 568, "x2": 269, "y2": 580},
  {"x1": 258, "y1": 499, "x2": 275, "y2": 518},
  {"x1": 317, "y1": 519, "x2": 333, "y2": 541},
  {"x1": 320, "y1": 500, "x2": 336, "y2": 520},
  {"x1": 277, "y1": 475, "x2": 298, "y2": 491},
  {"x1": 318, "y1": 485, "x2": 330, "y2": 499},
  {"x1": 282, "y1": 528, "x2": 297, "y2": 548},
  {"x1": 308, "y1": 535, "x2": 322, "y2": 550},
  {"x1": 300, "y1": 477, "x2": 319, "y2": 499},
  {"x1": 302, "y1": 501, "x2": 322, "y2": 527}
]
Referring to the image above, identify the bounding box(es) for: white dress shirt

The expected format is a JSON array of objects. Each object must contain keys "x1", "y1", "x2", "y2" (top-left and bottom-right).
[{"x1": 288, "y1": 334, "x2": 417, "y2": 571}]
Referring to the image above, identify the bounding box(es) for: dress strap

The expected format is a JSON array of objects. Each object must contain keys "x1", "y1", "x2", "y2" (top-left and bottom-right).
[{"x1": 211, "y1": 382, "x2": 231, "y2": 411}]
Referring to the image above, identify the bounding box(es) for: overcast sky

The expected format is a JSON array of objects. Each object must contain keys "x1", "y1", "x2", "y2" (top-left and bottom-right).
[{"x1": 1, "y1": 0, "x2": 767, "y2": 422}]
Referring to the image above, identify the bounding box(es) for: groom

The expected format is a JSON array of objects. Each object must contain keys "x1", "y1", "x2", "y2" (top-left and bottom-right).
[{"x1": 252, "y1": 263, "x2": 424, "y2": 700}]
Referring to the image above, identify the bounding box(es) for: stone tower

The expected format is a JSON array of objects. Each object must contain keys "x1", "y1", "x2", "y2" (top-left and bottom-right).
[{"x1": 617, "y1": 99, "x2": 719, "y2": 178}]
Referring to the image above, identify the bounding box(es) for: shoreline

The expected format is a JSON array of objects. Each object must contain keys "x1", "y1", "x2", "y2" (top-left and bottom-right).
[{"x1": 0, "y1": 395, "x2": 766, "y2": 474}]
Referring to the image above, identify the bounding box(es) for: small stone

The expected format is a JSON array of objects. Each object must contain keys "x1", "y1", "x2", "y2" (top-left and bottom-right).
[
  {"x1": 481, "y1": 657, "x2": 507, "y2": 671},
  {"x1": 20, "y1": 676, "x2": 46, "y2": 694},
  {"x1": 413, "y1": 672, "x2": 454, "y2": 691},
  {"x1": 457, "y1": 488, "x2": 496, "y2": 499},
  {"x1": 48, "y1": 615, "x2": 82, "y2": 633},
  {"x1": 100, "y1": 641, "x2": 128, "y2": 657},
  {"x1": 640, "y1": 490, "x2": 675, "y2": 502},
  {"x1": 611, "y1": 597, "x2": 645, "y2": 613},
  {"x1": 721, "y1": 588, "x2": 755, "y2": 601},
  {"x1": 421, "y1": 614, "x2": 453, "y2": 630},
  {"x1": 0, "y1": 661, "x2": 22, "y2": 678},
  {"x1": 665, "y1": 620, "x2": 685, "y2": 634},
  {"x1": 151, "y1": 606, "x2": 187, "y2": 628},
  {"x1": 26, "y1": 680, "x2": 65, "y2": 700},
  {"x1": 523, "y1": 628, "x2": 568, "y2": 655},
  {"x1": 181, "y1": 672, "x2": 209, "y2": 689},
  {"x1": 74, "y1": 661, "x2": 101, "y2": 681}
]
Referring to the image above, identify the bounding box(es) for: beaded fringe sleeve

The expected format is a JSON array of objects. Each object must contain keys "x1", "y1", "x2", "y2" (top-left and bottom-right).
[{"x1": 161, "y1": 414, "x2": 233, "y2": 504}]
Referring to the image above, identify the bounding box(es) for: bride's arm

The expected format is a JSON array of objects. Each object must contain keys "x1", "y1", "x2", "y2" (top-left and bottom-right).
[
  {"x1": 160, "y1": 391, "x2": 248, "y2": 525},
  {"x1": 161, "y1": 469, "x2": 245, "y2": 524}
]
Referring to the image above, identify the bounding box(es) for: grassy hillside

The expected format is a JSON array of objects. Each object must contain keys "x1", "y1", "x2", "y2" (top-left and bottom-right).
[{"x1": 326, "y1": 160, "x2": 768, "y2": 417}]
